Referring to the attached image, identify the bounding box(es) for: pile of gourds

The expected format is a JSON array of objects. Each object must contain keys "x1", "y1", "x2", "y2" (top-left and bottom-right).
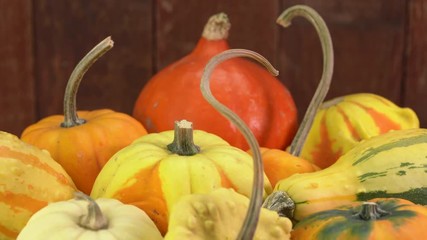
[{"x1": 1, "y1": 4, "x2": 426, "y2": 240}]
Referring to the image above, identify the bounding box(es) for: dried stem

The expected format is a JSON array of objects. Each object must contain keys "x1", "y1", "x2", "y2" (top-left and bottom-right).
[
  {"x1": 61, "y1": 37, "x2": 114, "y2": 128},
  {"x1": 277, "y1": 5, "x2": 334, "y2": 156},
  {"x1": 167, "y1": 120, "x2": 201, "y2": 156},
  {"x1": 200, "y1": 49, "x2": 278, "y2": 240},
  {"x1": 75, "y1": 192, "x2": 109, "y2": 230}
]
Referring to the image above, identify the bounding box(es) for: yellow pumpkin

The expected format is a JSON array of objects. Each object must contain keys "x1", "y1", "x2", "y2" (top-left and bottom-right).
[
  {"x1": 17, "y1": 192, "x2": 163, "y2": 240},
  {"x1": 165, "y1": 188, "x2": 292, "y2": 240},
  {"x1": 0, "y1": 131, "x2": 76, "y2": 240},
  {"x1": 91, "y1": 120, "x2": 272, "y2": 235},
  {"x1": 300, "y1": 93, "x2": 419, "y2": 168}
]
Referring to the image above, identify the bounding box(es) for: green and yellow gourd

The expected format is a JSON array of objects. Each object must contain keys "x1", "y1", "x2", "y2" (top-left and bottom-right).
[
  {"x1": 265, "y1": 128, "x2": 427, "y2": 221},
  {"x1": 291, "y1": 198, "x2": 427, "y2": 239}
]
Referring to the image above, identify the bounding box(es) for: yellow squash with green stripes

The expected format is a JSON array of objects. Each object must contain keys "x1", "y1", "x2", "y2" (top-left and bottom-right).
[
  {"x1": 269, "y1": 128, "x2": 427, "y2": 222},
  {"x1": 300, "y1": 93, "x2": 419, "y2": 168}
]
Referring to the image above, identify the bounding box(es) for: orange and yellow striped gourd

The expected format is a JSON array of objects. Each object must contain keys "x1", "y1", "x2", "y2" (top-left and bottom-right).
[
  {"x1": 0, "y1": 131, "x2": 76, "y2": 240},
  {"x1": 300, "y1": 93, "x2": 419, "y2": 168}
]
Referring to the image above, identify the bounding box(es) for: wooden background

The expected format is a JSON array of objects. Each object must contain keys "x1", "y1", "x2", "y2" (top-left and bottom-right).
[{"x1": 1, "y1": 0, "x2": 426, "y2": 136}]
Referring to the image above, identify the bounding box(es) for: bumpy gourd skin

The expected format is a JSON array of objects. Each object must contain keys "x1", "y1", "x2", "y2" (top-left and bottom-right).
[
  {"x1": 91, "y1": 129, "x2": 272, "y2": 235},
  {"x1": 300, "y1": 93, "x2": 419, "y2": 168},
  {"x1": 0, "y1": 131, "x2": 76, "y2": 240},
  {"x1": 165, "y1": 188, "x2": 292, "y2": 240}
]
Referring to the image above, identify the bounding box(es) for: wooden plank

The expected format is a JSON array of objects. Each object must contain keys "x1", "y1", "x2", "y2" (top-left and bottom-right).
[
  {"x1": 405, "y1": 0, "x2": 427, "y2": 127},
  {"x1": 33, "y1": 0, "x2": 154, "y2": 118},
  {"x1": 277, "y1": 0, "x2": 407, "y2": 121},
  {"x1": 155, "y1": 0, "x2": 279, "y2": 70},
  {"x1": 0, "y1": 0, "x2": 35, "y2": 136}
]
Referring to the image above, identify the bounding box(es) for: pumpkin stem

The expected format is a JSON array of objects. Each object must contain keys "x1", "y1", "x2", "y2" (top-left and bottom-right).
[
  {"x1": 61, "y1": 37, "x2": 114, "y2": 128},
  {"x1": 202, "y1": 12, "x2": 231, "y2": 40},
  {"x1": 356, "y1": 202, "x2": 390, "y2": 220},
  {"x1": 277, "y1": 5, "x2": 334, "y2": 157},
  {"x1": 74, "y1": 191, "x2": 109, "y2": 230},
  {"x1": 167, "y1": 120, "x2": 201, "y2": 156},
  {"x1": 200, "y1": 49, "x2": 278, "y2": 240},
  {"x1": 262, "y1": 190, "x2": 295, "y2": 219}
]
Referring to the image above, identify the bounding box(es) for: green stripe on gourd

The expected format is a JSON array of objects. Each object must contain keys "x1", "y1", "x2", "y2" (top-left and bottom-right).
[
  {"x1": 357, "y1": 188, "x2": 427, "y2": 204},
  {"x1": 353, "y1": 133, "x2": 427, "y2": 166},
  {"x1": 292, "y1": 198, "x2": 424, "y2": 240},
  {"x1": 268, "y1": 128, "x2": 427, "y2": 221}
]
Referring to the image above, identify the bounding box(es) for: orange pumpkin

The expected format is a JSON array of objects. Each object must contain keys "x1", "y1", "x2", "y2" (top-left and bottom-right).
[
  {"x1": 249, "y1": 148, "x2": 320, "y2": 187},
  {"x1": 133, "y1": 12, "x2": 297, "y2": 150},
  {"x1": 0, "y1": 131, "x2": 76, "y2": 240},
  {"x1": 21, "y1": 37, "x2": 147, "y2": 194},
  {"x1": 291, "y1": 198, "x2": 427, "y2": 239}
]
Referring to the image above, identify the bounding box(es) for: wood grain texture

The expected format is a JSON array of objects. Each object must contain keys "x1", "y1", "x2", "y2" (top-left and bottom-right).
[
  {"x1": 155, "y1": 0, "x2": 279, "y2": 70},
  {"x1": 0, "y1": 0, "x2": 35, "y2": 135},
  {"x1": 33, "y1": 0, "x2": 153, "y2": 118},
  {"x1": 0, "y1": 0, "x2": 426, "y2": 134},
  {"x1": 277, "y1": 0, "x2": 407, "y2": 121},
  {"x1": 405, "y1": 0, "x2": 427, "y2": 127}
]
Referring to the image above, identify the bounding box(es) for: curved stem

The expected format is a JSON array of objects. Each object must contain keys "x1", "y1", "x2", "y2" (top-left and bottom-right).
[
  {"x1": 200, "y1": 49, "x2": 278, "y2": 240},
  {"x1": 61, "y1": 36, "x2": 114, "y2": 128},
  {"x1": 74, "y1": 191, "x2": 109, "y2": 230},
  {"x1": 277, "y1": 5, "x2": 334, "y2": 157}
]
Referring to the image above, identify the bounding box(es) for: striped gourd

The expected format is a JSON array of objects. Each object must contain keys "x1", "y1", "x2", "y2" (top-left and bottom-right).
[
  {"x1": 271, "y1": 128, "x2": 427, "y2": 221},
  {"x1": 291, "y1": 198, "x2": 427, "y2": 239},
  {"x1": 0, "y1": 131, "x2": 76, "y2": 240},
  {"x1": 300, "y1": 93, "x2": 419, "y2": 168},
  {"x1": 90, "y1": 120, "x2": 272, "y2": 235}
]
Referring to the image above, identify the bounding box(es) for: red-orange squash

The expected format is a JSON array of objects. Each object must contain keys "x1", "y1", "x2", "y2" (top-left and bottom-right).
[
  {"x1": 0, "y1": 131, "x2": 76, "y2": 240},
  {"x1": 21, "y1": 37, "x2": 147, "y2": 194},
  {"x1": 133, "y1": 12, "x2": 297, "y2": 150}
]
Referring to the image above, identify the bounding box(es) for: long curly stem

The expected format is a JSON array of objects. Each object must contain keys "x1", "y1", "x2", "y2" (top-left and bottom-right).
[
  {"x1": 200, "y1": 49, "x2": 278, "y2": 240},
  {"x1": 61, "y1": 37, "x2": 114, "y2": 128},
  {"x1": 278, "y1": 5, "x2": 334, "y2": 157}
]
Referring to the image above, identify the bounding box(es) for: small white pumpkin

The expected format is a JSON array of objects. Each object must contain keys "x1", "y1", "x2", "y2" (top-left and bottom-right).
[
  {"x1": 164, "y1": 188, "x2": 292, "y2": 240},
  {"x1": 17, "y1": 192, "x2": 163, "y2": 240}
]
